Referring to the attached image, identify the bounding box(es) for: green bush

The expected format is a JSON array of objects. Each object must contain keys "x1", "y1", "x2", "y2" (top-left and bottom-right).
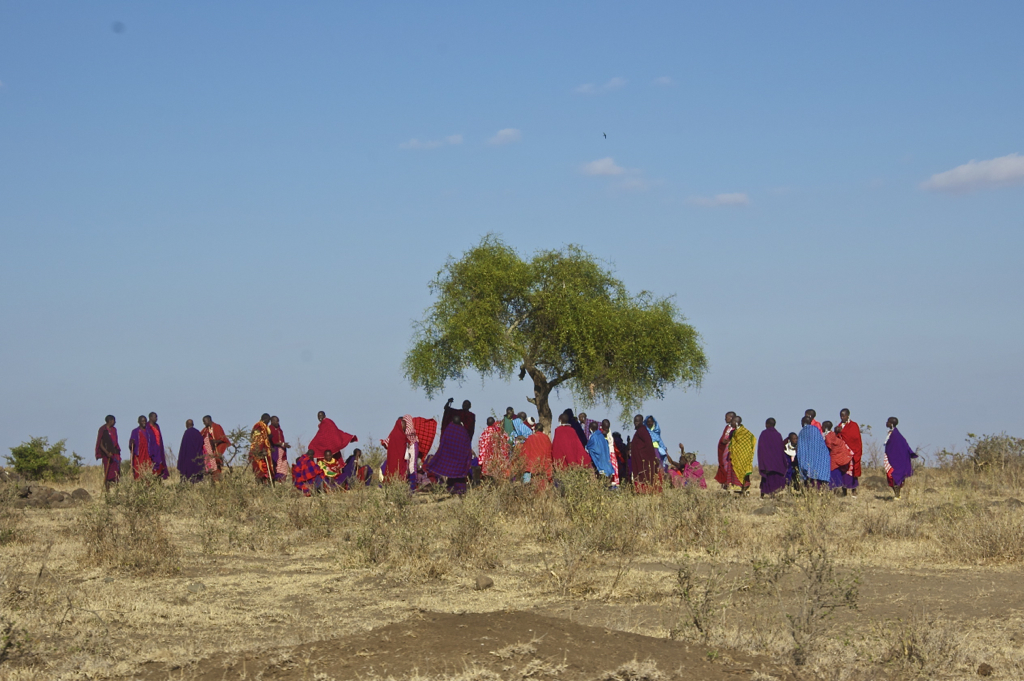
[
  {"x1": 967, "y1": 432, "x2": 1024, "y2": 469},
  {"x1": 6, "y1": 436, "x2": 81, "y2": 481}
]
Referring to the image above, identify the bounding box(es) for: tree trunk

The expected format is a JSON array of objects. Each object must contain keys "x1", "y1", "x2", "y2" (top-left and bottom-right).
[
  {"x1": 533, "y1": 382, "x2": 553, "y2": 435},
  {"x1": 523, "y1": 363, "x2": 554, "y2": 435}
]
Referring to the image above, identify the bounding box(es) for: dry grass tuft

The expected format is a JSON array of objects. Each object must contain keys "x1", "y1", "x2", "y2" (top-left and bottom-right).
[
  {"x1": 490, "y1": 639, "x2": 539, "y2": 660},
  {"x1": 79, "y1": 481, "x2": 180, "y2": 574},
  {"x1": 936, "y1": 504, "x2": 1024, "y2": 564},
  {"x1": 596, "y1": 658, "x2": 664, "y2": 681}
]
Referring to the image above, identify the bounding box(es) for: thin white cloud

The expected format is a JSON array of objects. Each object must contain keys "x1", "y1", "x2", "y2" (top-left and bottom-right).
[
  {"x1": 615, "y1": 178, "x2": 655, "y2": 192},
  {"x1": 574, "y1": 77, "x2": 627, "y2": 95},
  {"x1": 653, "y1": 76, "x2": 674, "y2": 86},
  {"x1": 581, "y1": 157, "x2": 626, "y2": 176},
  {"x1": 687, "y1": 192, "x2": 750, "y2": 207},
  {"x1": 399, "y1": 139, "x2": 442, "y2": 150},
  {"x1": 921, "y1": 153, "x2": 1024, "y2": 194},
  {"x1": 399, "y1": 134, "x2": 463, "y2": 150},
  {"x1": 488, "y1": 128, "x2": 522, "y2": 146}
]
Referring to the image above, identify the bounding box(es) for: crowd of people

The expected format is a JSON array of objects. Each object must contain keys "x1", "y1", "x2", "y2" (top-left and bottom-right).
[
  {"x1": 92, "y1": 401, "x2": 918, "y2": 499},
  {"x1": 717, "y1": 408, "x2": 919, "y2": 499}
]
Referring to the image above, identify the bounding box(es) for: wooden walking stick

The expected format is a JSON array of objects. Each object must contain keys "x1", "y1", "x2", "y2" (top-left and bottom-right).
[{"x1": 264, "y1": 446, "x2": 275, "y2": 487}]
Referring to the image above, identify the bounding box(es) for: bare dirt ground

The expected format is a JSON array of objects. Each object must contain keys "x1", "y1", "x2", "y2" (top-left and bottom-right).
[
  {"x1": 146, "y1": 611, "x2": 794, "y2": 681},
  {"x1": 2, "y1": 465, "x2": 1024, "y2": 681}
]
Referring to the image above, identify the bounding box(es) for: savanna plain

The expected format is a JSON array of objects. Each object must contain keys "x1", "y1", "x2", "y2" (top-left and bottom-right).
[{"x1": 2, "y1": 435, "x2": 1024, "y2": 681}]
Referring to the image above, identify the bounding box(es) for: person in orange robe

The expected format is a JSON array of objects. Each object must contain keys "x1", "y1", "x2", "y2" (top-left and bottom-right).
[
  {"x1": 200, "y1": 415, "x2": 231, "y2": 484},
  {"x1": 249, "y1": 414, "x2": 273, "y2": 483},
  {"x1": 838, "y1": 408, "x2": 863, "y2": 496}
]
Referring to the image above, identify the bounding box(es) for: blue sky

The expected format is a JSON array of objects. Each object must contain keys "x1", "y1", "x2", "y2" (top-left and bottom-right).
[{"x1": 2, "y1": 1, "x2": 1022, "y2": 465}]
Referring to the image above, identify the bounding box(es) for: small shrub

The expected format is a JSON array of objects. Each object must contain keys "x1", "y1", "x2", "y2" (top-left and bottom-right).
[
  {"x1": 6, "y1": 437, "x2": 81, "y2": 482},
  {"x1": 0, "y1": 508, "x2": 21, "y2": 545},
  {"x1": 360, "y1": 443, "x2": 386, "y2": 473},
  {"x1": 671, "y1": 557, "x2": 731, "y2": 644},
  {"x1": 784, "y1": 543, "x2": 859, "y2": 665},
  {"x1": 882, "y1": 614, "x2": 965, "y2": 675},
  {"x1": 223, "y1": 426, "x2": 253, "y2": 467},
  {"x1": 0, "y1": 615, "x2": 27, "y2": 665},
  {"x1": 441, "y1": 489, "x2": 502, "y2": 568},
  {"x1": 355, "y1": 481, "x2": 435, "y2": 575},
  {"x1": 0, "y1": 486, "x2": 24, "y2": 545},
  {"x1": 659, "y1": 485, "x2": 732, "y2": 555},
  {"x1": 79, "y1": 480, "x2": 179, "y2": 574},
  {"x1": 967, "y1": 432, "x2": 1024, "y2": 470}
]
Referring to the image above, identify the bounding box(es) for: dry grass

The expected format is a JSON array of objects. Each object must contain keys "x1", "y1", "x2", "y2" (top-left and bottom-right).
[{"x1": 1, "y1": 460, "x2": 1023, "y2": 679}]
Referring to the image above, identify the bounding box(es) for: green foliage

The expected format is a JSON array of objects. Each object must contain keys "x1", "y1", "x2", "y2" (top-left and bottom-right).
[
  {"x1": 404, "y1": 234, "x2": 708, "y2": 428},
  {"x1": 224, "y1": 425, "x2": 252, "y2": 466},
  {"x1": 6, "y1": 436, "x2": 81, "y2": 481},
  {"x1": 966, "y1": 432, "x2": 1024, "y2": 469}
]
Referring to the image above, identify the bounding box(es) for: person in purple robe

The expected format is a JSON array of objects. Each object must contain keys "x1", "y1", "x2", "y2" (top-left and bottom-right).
[
  {"x1": 425, "y1": 413, "x2": 474, "y2": 494},
  {"x1": 884, "y1": 416, "x2": 918, "y2": 499},
  {"x1": 147, "y1": 412, "x2": 170, "y2": 479},
  {"x1": 176, "y1": 419, "x2": 205, "y2": 483},
  {"x1": 757, "y1": 418, "x2": 788, "y2": 497},
  {"x1": 95, "y1": 415, "x2": 121, "y2": 490},
  {"x1": 338, "y1": 449, "x2": 371, "y2": 489}
]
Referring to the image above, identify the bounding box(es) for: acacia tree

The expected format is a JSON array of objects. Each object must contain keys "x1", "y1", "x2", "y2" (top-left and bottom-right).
[{"x1": 403, "y1": 235, "x2": 708, "y2": 433}]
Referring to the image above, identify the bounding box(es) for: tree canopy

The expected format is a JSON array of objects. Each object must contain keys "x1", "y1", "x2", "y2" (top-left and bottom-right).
[{"x1": 403, "y1": 235, "x2": 708, "y2": 432}]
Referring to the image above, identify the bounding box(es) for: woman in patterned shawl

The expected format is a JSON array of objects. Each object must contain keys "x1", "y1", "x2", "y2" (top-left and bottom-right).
[
  {"x1": 728, "y1": 415, "x2": 757, "y2": 494},
  {"x1": 796, "y1": 416, "x2": 831, "y2": 487}
]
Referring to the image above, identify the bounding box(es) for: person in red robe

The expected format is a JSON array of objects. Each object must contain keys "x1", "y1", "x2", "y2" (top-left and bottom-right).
[
  {"x1": 441, "y1": 398, "x2": 476, "y2": 441},
  {"x1": 714, "y1": 410, "x2": 736, "y2": 489},
  {"x1": 128, "y1": 415, "x2": 153, "y2": 480},
  {"x1": 521, "y1": 424, "x2": 553, "y2": 488},
  {"x1": 270, "y1": 415, "x2": 291, "y2": 482},
  {"x1": 308, "y1": 411, "x2": 358, "y2": 460},
  {"x1": 95, "y1": 415, "x2": 121, "y2": 490},
  {"x1": 805, "y1": 409, "x2": 822, "y2": 432},
  {"x1": 630, "y1": 414, "x2": 663, "y2": 493},
  {"x1": 824, "y1": 421, "x2": 856, "y2": 494},
  {"x1": 383, "y1": 415, "x2": 419, "y2": 487},
  {"x1": 838, "y1": 408, "x2": 863, "y2": 496},
  {"x1": 551, "y1": 412, "x2": 587, "y2": 468},
  {"x1": 200, "y1": 415, "x2": 231, "y2": 484}
]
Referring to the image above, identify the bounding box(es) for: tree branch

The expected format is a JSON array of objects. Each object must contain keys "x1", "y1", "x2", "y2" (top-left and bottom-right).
[{"x1": 549, "y1": 371, "x2": 576, "y2": 389}]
